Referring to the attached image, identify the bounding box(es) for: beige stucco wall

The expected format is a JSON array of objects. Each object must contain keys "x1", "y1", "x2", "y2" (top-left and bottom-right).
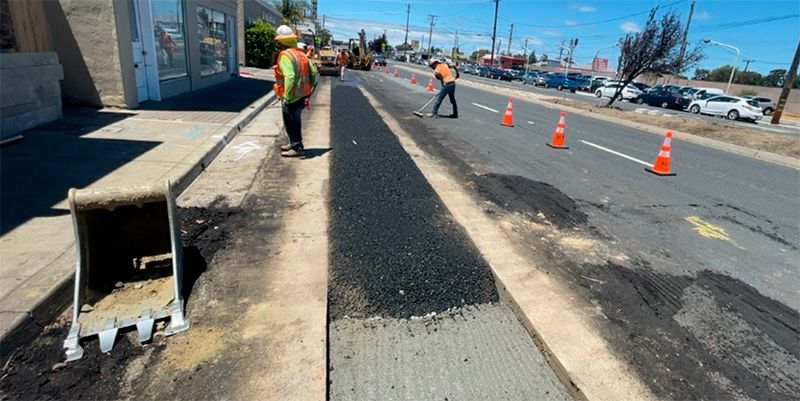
[{"x1": 44, "y1": 0, "x2": 130, "y2": 108}]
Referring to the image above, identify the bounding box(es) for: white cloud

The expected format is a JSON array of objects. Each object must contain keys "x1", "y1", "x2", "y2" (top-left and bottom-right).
[
  {"x1": 539, "y1": 29, "x2": 562, "y2": 37},
  {"x1": 577, "y1": 5, "x2": 597, "y2": 12},
  {"x1": 565, "y1": 19, "x2": 577, "y2": 26},
  {"x1": 694, "y1": 10, "x2": 710, "y2": 20},
  {"x1": 619, "y1": 21, "x2": 641, "y2": 33}
]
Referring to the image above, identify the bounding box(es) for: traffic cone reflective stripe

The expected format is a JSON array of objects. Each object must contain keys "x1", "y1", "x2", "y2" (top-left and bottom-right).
[
  {"x1": 394, "y1": 69, "x2": 399, "y2": 78},
  {"x1": 501, "y1": 98, "x2": 514, "y2": 127},
  {"x1": 546, "y1": 111, "x2": 569, "y2": 149},
  {"x1": 410, "y1": 74, "x2": 417, "y2": 84},
  {"x1": 645, "y1": 131, "x2": 676, "y2": 176},
  {"x1": 426, "y1": 78, "x2": 434, "y2": 91}
]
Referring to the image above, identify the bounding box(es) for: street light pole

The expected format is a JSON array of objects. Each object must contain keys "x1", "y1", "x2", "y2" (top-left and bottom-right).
[
  {"x1": 593, "y1": 43, "x2": 619, "y2": 72},
  {"x1": 703, "y1": 39, "x2": 740, "y2": 94},
  {"x1": 558, "y1": 44, "x2": 572, "y2": 77}
]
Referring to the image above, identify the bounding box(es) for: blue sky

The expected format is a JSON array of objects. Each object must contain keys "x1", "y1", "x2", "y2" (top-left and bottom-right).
[{"x1": 318, "y1": 0, "x2": 799, "y2": 75}]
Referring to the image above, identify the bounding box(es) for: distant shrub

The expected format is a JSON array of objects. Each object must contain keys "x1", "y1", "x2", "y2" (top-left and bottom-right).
[
  {"x1": 738, "y1": 89, "x2": 758, "y2": 97},
  {"x1": 245, "y1": 19, "x2": 279, "y2": 68}
]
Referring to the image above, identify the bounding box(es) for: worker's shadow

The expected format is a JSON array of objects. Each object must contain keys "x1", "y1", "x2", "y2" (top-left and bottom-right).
[{"x1": 303, "y1": 147, "x2": 332, "y2": 159}]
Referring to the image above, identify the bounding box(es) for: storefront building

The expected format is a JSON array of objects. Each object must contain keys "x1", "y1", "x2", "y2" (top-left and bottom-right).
[{"x1": 126, "y1": 0, "x2": 239, "y2": 105}]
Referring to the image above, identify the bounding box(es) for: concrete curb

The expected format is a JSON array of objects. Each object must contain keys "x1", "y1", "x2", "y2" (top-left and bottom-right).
[
  {"x1": 391, "y1": 63, "x2": 800, "y2": 170},
  {"x1": 0, "y1": 90, "x2": 277, "y2": 363}
]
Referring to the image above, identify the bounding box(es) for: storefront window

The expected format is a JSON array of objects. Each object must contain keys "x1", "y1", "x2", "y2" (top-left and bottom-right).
[
  {"x1": 151, "y1": 0, "x2": 188, "y2": 81},
  {"x1": 196, "y1": 6, "x2": 228, "y2": 76}
]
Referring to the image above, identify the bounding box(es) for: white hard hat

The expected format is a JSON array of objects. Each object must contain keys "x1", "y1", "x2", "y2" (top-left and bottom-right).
[
  {"x1": 275, "y1": 25, "x2": 297, "y2": 44},
  {"x1": 297, "y1": 42, "x2": 307, "y2": 50}
]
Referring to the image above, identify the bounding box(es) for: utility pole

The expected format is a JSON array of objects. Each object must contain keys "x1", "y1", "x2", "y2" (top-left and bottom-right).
[
  {"x1": 771, "y1": 40, "x2": 800, "y2": 124},
  {"x1": 507, "y1": 23, "x2": 513, "y2": 55},
  {"x1": 489, "y1": 0, "x2": 499, "y2": 67},
  {"x1": 322, "y1": 15, "x2": 325, "y2": 29},
  {"x1": 453, "y1": 30, "x2": 458, "y2": 59},
  {"x1": 403, "y1": 4, "x2": 410, "y2": 46},
  {"x1": 523, "y1": 38, "x2": 529, "y2": 75},
  {"x1": 427, "y1": 14, "x2": 437, "y2": 56},
  {"x1": 741, "y1": 58, "x2": 754, "y2": 74},
  {"x1": 675, "y1": 0, "x2": 695, "y2": 77}
]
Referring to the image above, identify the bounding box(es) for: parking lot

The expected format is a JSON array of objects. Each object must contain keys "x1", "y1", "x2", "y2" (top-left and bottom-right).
[{"x1": 402, "y1": 62, "x2": 800, "y2": 137}]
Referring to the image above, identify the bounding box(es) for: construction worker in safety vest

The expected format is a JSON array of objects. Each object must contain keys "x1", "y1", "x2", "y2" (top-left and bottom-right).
[
  {"x1": 427, "y1": 58, "x2": 459, "y2": 118},
  {"x1": 274, "y1": 25, "x2": 319, "y2": 158},
  {"x1": 336, "y1": 49, "x2": 349, "y2": 81}
]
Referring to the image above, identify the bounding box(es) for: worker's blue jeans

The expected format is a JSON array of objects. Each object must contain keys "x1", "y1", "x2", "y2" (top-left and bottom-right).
[{"x1": 432, "y1": 83, "x2": 458, "y2": 116}]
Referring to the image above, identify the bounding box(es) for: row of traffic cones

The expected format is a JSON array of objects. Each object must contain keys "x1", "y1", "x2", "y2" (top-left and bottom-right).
[
  {"x1": 499, "y1": 98, "x2": 675, "y2": 175},
  {"x1": 386, "y1": 67, "x2": 434, "y2": 92}
]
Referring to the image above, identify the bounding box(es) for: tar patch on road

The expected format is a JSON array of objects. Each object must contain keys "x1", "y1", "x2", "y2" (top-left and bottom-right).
[
  {"x1": 580, "y1": 261, "x2": 800, "y2": 401},
  {"x1": 327, "y1": 85, "x2": 498, "y2": 319},
  {"x1": 471, "y1": 173, "x2": 588, "y2": 229}
]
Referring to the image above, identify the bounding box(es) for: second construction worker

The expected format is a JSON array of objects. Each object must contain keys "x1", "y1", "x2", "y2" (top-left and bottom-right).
[
  {"x1": 336, "y1": 49, "x2": 349, "y2": 81},
  {"x1": 274, "y1": 25, "x2": 319, "y2": 158},
  {"x1": 427, "y1": 58, "x2": 459, "y2": 118}
]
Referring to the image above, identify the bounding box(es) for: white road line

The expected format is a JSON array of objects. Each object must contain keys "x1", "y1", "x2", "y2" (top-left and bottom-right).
[
  {"x1": 579, "y1": 140, "x2": 652, "y2": 167},
  {"x1": 472, "y1": 103, "x2": 499, "y2": 113}
]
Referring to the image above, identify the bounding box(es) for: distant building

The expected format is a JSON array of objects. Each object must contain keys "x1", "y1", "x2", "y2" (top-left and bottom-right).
[{"x1": 478, "y1": 54, "x2": 524, "y2": 69}]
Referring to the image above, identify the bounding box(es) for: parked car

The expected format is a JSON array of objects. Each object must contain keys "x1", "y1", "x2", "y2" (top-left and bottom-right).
[
  {"x1": 744, "y1": 96, "x2": 776, "y2": 115},
  {"x1": 576, "y1": 76, "x2": 592, "y2": 92},
  {"x1": 372, "y1": 54, "x2": 387, "y2": 66},
  {"x1": 544, "y1": 74, "x2": 579, "y2": 92},
  {"x1": 522, "y1": 72, "x2": 546, "y2": 86},
  {"x1": 651, "y1": 84, "x2": 682, "y2": 93},
  {"x1": 688, "y1": 96, "x2": 763, "y2": 121},
  {"x1": 631, "y1": 82, "x2": 651, "y2": 92},
  {"x1": 494, "y1": 69, "x2": 515, "y2": 81},
  {"x1": 692, "y1": 87, "x2": 725, "y2": 99},
  {"x1": 589, "y1": 77, "x2": 609, "y2": 92},
  {"x1": 477, "y1": 66, "x2": 492, "y2": 77},
  {"x1": 595, "y1": 83, "x2": 642, "y2": 100},
  {"x1": 634, "y1": 89, "x2": 690, "y2": 109}
]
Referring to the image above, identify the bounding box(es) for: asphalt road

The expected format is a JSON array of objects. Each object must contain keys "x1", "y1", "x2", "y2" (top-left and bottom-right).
[
  {"x1": 396, "y1": 62, "x2": 800, "y2": 136},
  {"x1": 356, "y1": 69, "x2": 800, "y2": 400}
]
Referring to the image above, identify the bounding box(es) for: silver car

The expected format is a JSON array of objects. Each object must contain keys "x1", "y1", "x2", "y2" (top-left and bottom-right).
[
  {"x1": 744, "y1": 96, "x2": 776, "y2": 115},
  {"x1": 522, "y1": 72, "x2": 546, "y2": 86}
]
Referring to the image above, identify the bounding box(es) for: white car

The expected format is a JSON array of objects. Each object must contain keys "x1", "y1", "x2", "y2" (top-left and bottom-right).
[
  {"x1": 595, "y1": 83, "x2": 642, "y2": 101},
  {"x1": 688, "y1": 96, "x2": 763, "y2": 121}
]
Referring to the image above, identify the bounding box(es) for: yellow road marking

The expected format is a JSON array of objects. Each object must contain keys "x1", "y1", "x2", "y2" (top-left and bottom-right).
[{"x1": 685, "y1": 216, "x2": 745, "y2": 250}]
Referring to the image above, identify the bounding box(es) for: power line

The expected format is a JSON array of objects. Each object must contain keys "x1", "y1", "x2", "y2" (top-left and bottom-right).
[
  {"x1": 506, "y1": 0, "x2": 687, "y2": 29},
  {"x1": 694, "y1": 14, "x2": 799, "y2": 32}
]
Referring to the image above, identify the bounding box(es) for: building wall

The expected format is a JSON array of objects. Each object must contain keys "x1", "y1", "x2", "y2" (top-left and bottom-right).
[
  {"x1": 45, "y1": 0, "x2": 129, "y2": 107},
  {"x1": 238, "y1": 0, "x2": 282, "y2": 66},
  {"x1": 0, "y1": 53, "x2": 63, "y2": 138}
]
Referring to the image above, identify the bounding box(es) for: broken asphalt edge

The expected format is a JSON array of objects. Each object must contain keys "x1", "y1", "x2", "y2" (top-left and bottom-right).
[
  {"x1": 0, "y1": 90, "x2": 278, "y2": 364},
  {"x1": 392, "y1": 63, "x2": 800, "y2": 171}
]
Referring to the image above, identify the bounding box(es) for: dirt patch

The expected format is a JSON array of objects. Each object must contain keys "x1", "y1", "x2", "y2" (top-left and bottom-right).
[
  {"x1": 0, "y1": 321, "x2": 155, "y2": 401},
  {"x1": 545, "y1": 97, "x2": 800, "y2": 159},
  {"x1": 470, "y1": 172, "x2": 588, "y2": 229}
]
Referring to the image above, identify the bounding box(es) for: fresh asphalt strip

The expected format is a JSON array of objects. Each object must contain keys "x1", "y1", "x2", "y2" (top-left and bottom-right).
[{"x1": 326, "y1": 82, "x2": 571, "y2": 400}]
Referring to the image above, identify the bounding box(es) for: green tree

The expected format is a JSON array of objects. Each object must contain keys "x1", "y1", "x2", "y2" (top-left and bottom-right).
[
  {"x1": 470, "y1": 48, "x2": 490, "y2": 61},
  {"x1": 541, "y1": 53, "x2": 549, "y2": 62},
  {"x1": 762, "y1": 69, "x2": 787, "y2": 87},
  {"x1": 707, "y1": 65, "x2": 734, "y2": 82},
  {"x1": 245, "y1": 19, "x2": 279, "y2": 68},
  {"x1": 396, "y1": 42, "x2": 413, "y2": 51},
  {"x1": 274, "y1": 0, "x2": 309, "y2": 26},
  {"x1": 735, "y1": 70, "x2": 763, "y2": 85},
  {"x1": 368, "y1": 34, "x2": 390, "y2": 54},
  {"x1": 528, "y1": 50, "x2": 538, "y2": 64},
  {"x1": 317, "y1": 27, "x2": 332, "y2": 47},
  {"x1": 693, "y1": 68, "x2": 709, "y2": 80}
]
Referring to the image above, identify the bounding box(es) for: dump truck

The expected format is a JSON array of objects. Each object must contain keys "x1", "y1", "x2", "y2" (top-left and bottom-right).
[
  {"x1": 317, "y1": 46, "x2": 339, "y2": 76},
  {"x1": 347, "y1": 29, "x2": 372, "y2": 71}
]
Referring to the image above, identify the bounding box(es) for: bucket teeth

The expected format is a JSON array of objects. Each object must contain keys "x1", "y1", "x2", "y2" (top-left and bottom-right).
[
  {"x1": 136, "y1": 309, "x2": 155, "y2": 343},
  {"x1": 98, "y1": 317, "x2": 118, "y2": 353},
  {"x1": 64, "y1": 324, "x2": 85, "y2": 362}
]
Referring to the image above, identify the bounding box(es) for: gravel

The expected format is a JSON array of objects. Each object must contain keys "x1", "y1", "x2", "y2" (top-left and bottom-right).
[{"x1": 327, "y1": 85, "x2": 498, "y2": 319}]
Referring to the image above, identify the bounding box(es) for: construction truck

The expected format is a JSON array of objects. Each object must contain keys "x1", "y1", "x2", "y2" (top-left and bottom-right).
[
  {"x1": 347, "y1": 29, "x2": 372, "y2": 71},
  {"x1": 317, "y1": 46, "x2": 339, "y2": 76}
]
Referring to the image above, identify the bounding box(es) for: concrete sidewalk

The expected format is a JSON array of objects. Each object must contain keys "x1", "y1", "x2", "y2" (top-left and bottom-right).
[{"x1": 0, "y1": 75, "x2": 276, "y2": 359}]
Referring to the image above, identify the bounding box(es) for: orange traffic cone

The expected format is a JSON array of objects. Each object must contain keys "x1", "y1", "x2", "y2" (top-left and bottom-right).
[
  {"x1": 426, "y1": 78, "x2": 434, "y2": 91},
  {"x1": 394, "y1": 69, "x2": 399, "y2": 78},
  {"x1": 546, "y1": 111, "x2": 569, "y2": 149},
  {"x1": 646, "y1": 131, "x2": 676, "y2": 176},
  {"x1": 410, "y1": 73, "x2": 417, "y2": 84},
  {"x1": 501, "y1": 98, "x2": 514, "y2": 127}
]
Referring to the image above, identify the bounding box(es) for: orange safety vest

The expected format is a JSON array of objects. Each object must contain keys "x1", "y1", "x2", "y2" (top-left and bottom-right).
[{"x1": 274, "y1": 48, "x2": 314, "y2": 100}]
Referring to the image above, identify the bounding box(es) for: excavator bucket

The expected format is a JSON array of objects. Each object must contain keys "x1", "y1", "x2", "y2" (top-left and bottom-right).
[{"x1": 63, "y1": 180, "x2": 190, "y2": 362}]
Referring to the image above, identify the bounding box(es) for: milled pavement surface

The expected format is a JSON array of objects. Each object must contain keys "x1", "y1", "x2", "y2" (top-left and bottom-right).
[{"x1": 327, "y1": 81, "x2": 571, "y2": 400}]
